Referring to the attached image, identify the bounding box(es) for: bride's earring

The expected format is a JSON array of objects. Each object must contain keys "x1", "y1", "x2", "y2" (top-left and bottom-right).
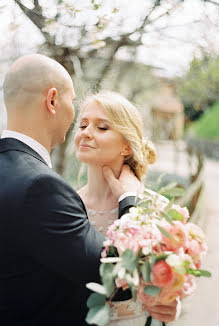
[{"x1": 121, "y1": 152, "x2": 124, "y2": 156}]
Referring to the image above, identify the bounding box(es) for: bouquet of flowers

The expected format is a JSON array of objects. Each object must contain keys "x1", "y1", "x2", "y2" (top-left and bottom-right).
[{"x1": 86, "y1": 191, "x2": 211, "y2": 326}]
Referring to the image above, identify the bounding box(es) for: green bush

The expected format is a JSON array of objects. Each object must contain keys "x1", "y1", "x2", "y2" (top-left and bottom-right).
[{"x1": 188, "y1": 102, "x2": 219, "y2": 140}]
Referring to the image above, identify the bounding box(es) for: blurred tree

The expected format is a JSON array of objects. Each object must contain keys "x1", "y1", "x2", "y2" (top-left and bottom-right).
[
  {"x1": 6, "y1": 0, "x2": 219, "y2": 175},
  {"x1": 177, "y1": 54, "x2": 219, "y2": 122}
]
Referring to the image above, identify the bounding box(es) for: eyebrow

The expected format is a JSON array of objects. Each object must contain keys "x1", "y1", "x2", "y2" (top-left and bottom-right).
[{"x1": 80, "y1": 117, "x2": 110, "y2": 124}]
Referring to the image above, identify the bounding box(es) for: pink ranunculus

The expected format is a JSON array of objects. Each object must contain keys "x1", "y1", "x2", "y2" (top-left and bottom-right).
[
  {"x1": 152, "y1": 260, "x2": 174, "y2": 287},
  {"x1": 161, "y1": 221, "x2": 188, "y2": 251},
  {"x1": 172, "y1": 204, "x2": 190, "y2": 224}
]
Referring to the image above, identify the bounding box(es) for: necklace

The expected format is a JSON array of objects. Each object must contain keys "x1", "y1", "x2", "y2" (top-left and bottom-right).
[
  {"x1": 87, "y1": 207, "x2": 118, "y2": 234},
  {"x1": 87, "y1": 207, "x2": 118, "y2": 216}
]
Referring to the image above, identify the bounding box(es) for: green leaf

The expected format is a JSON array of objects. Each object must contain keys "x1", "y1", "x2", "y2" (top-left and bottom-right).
[
  {"x1": 163, "y1": 199, "x2": 175, "y2": 213},
  {"x1": 155, "y1": 254, "x2": 168, "y2": 262},
  {"x1": 144, "y1": 285, "x2": 160, "y2": 296},
  {"x1": 86, "y1": 304, "x2": 110, "y2": 326},
  {"x1": 168, "y1": 209, "x2": 184, "y2": 222},
  {"x1": 186, "y1": 268, "x2": 212, "y2": 278},
  {"x1": 162, "y1": 211, "x2": 174, "y2": 225},
  {"x1": 130, "y1": 285, "x2": 137, "y2": 301},
  {"x1": 140, "y1": 260, "x2": 151, "y2": 282},
  {"x1": 163, "y1": 187, "x2": 185, "y2": 197},
  {"x1": 87, "y1": 293, "x2": 106, "y2": 308},
  {"x1": 100, "y1": 263, "x2": 115, "y2": 297},
  {"x1": 86, "y1": 283, "x2": 106, "y2": 295},
  {"x1": 122, "y1": 249, "x2": 138, "y2": 273},
  {"x1": 156, "y1": 225, "x2": 171, "y2": 239},
  {"x1": 159, "y1": 182, "x2": 177, "y2": 195}
]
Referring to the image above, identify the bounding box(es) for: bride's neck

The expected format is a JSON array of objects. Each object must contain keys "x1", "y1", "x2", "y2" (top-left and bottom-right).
[{"x1": 85, "y1": 164, "x2": 122, "y2": 208}]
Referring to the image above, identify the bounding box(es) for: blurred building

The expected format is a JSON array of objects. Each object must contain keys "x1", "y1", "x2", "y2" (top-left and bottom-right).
[{"x1": 151, "y1": 81, "x2": 184, "y2": 141}]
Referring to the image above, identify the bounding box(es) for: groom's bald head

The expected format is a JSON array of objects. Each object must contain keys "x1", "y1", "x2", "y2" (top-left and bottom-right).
[{"x1": 3, "y1": 54, "x2": 73, "y2": 110}]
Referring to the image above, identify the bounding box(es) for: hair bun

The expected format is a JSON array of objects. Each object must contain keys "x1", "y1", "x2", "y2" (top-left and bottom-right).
[{"x1": 143, "y1": 139, "x2": 157, "y2": 164}]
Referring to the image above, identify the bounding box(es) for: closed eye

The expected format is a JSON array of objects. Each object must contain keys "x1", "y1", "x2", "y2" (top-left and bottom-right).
[
  {"x1": 79, "y1": 125, "x2": 87, "y2": 129},
  {"x1": 98, "y1": 127, "x2": 108, "y2": 130}
]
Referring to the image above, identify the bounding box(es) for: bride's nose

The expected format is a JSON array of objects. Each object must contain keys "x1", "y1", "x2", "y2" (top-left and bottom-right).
[{"x1": 81, "y1": 126, "x2": 93, "y2": 139}]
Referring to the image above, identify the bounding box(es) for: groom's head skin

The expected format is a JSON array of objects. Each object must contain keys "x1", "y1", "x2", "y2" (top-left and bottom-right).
[{"x1": 3, "y1": 54, "x2": 76, "y2": 152}]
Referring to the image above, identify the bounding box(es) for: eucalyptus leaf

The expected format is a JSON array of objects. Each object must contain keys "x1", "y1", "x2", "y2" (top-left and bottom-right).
[
  {"x1": 130, "y1": 285, "x2": 137, "y2": 301},
  {"x1": 156, "y1": 224, "x2": 171, "y2": 239},
  {"x1": 86, "y1": 282, "x2": 106, "y2": 295},
  {"x1": 100, "y1": 263, "x2": 115, "y2": 297},
  {"x1": 86, "y1": 304, "x2": 110, "y2": 326},
  {"x1": 144, "y1": 285, "x2": 160, "y2": 296},
  {"x1": 140, "y1": 260, "x2": 151, "y2": 282},
  {"x1": 87, "y1": 293, "x2": 106, "y2": 308},
  {"x1": 122, "y1": 249, "x2": 138, "y2": 273}
]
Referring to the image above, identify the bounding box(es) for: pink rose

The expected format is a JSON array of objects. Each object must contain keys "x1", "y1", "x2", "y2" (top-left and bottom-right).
[{"x1": 152, "y1": 260, "x2": 174, "y2": 287}]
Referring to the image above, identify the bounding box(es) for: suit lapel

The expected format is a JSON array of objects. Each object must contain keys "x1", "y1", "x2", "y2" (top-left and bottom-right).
[{"x1": 0, "y1": 138, "x2": 48, "y2": 166}]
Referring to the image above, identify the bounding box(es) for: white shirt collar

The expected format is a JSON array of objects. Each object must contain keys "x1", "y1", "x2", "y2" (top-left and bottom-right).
[{"x1": 1, "y1": 130, "x2": 52, "y2": 168}]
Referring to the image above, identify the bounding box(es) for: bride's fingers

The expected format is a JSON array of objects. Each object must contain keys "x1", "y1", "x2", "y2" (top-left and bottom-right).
[{"x1": 147, "y1": 311, "x2": 175, "y2": 323}]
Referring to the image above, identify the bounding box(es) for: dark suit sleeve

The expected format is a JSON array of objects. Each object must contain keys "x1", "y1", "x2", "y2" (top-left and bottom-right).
[
  {"x1": 20, "y1": 174, "x2": 105, "y2": 285},
  {"x1": 118, "y1": 196, "x2": 140, "y2": 218}
]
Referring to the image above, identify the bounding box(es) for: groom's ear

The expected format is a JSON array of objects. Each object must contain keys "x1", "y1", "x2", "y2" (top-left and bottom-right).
[{"x1": 46, "y1": 88, "x2": 58, "y2": 115}]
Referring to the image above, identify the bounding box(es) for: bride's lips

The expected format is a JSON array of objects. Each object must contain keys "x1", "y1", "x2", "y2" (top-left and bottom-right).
[{"x1": 79, "y1": 144, "x2": 95, "y2": 149}]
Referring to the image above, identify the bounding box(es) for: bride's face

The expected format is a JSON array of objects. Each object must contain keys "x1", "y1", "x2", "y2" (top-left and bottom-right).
[{"x1": 74, "y1": 101, "x2": 131, "y2": 166}]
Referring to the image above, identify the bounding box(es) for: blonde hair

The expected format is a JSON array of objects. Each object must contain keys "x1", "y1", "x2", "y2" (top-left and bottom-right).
[{"x1": 78, "y1": 91, "x2": 156, "y2": 180}]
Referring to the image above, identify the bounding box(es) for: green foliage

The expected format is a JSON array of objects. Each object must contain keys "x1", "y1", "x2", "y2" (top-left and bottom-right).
[
  {"x1": 186, "y1": 268, "x2": 211, "y2": 278},
  {"x1": 144, "y1": 285, "x2": 160, "y2": 296},
  {"x1": 87, "y1": 293, "x2": 106, "y2": 308},
  {"x1": 188, "y1": 102, "x2": 219, "y2": 140},
  {"x1": 100, "y1": 263, "x2": 115, "y2": 297},
  {"x1": 141, "y1": 260, "x2": 151, "y2": 282},
  {"x1": 177, "y1": 55, "x2": 219, "y2": 118},
  {"x1": 85, "y1": 303, "x2": 110, "y2": 326},
  {"x1": 122, "y1": 249, "x2": 138, "y2": 273}
]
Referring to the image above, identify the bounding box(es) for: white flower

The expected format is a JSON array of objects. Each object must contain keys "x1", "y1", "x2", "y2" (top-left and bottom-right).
[
  {"x1": 166, "y1": 254, "x2": 186, "y2": 274},
  {"x1": 100, "y1": 257, "x2": 122, "y2": 263},
  {"x1": 125, "y1": 269, "x2": 139, "y2": 287},
  {"x1": 129, "y1": 207, "x2": 139, "y2": 218}
]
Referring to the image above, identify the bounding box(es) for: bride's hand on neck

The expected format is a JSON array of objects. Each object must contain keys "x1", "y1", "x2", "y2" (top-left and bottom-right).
[{"x1": 102, "y1": 164, "x2": 144, "y2": 200}]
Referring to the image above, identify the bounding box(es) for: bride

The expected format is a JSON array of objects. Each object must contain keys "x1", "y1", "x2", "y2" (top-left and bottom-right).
[{"x1": 74, "y1": 91, "x2": 178, "y2": 326}]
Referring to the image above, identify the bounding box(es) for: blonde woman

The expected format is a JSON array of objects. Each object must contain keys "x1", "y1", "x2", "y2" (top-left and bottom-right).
[{"x1": 74, "y1": 91, "x2": 178, "y2": 326}]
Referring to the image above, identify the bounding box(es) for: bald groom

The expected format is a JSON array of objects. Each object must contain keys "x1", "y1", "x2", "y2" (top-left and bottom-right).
[{"x1": 0, "y1": 54, "x2": 142, "y2": 326}]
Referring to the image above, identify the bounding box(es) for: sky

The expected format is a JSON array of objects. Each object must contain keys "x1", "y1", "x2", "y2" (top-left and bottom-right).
[{"x1": 0, "y1": 0, "x2": 219, "y2": 131}]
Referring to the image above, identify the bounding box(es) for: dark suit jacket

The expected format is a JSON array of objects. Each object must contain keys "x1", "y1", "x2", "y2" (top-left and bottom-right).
[{"x1": 0, "y1": 138, "x2": 136, "y2": 326}]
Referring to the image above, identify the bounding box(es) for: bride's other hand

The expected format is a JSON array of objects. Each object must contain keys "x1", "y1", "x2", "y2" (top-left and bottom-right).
[
  {"x1": 144, "y1": 299, "x2": 178, "y2": 323},
  {"x1": 103, "y1": 164, "x2": 144, "y2": 200}
]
